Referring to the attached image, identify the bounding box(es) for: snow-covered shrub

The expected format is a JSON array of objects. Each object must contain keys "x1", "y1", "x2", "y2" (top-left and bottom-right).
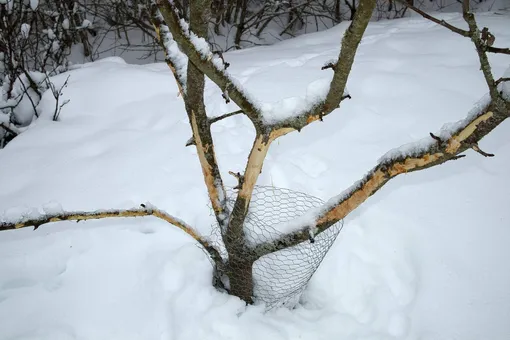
[{"x1": 0, "y1": 0, "x2": 85, "y2": 147}]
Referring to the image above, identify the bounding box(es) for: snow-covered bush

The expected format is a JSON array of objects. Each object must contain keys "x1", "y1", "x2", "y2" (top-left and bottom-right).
[{"x1": 0, "y1": 0, "x2": 86, "y2": 147}]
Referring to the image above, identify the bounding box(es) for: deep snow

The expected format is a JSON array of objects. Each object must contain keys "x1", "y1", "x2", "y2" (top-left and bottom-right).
[{"x1": 1, "y1": 12, "x2": 510, "y2": 340}]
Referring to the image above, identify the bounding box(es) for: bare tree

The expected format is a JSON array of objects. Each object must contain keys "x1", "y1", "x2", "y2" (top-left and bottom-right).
[{"x1": 1, "y1": 0, "x2": 508, "y2": 306}]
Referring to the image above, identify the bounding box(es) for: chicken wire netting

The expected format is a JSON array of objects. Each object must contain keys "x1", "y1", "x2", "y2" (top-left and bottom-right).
[{"x1": 211, "y1": 186, "x2": 343, "y2": 309}]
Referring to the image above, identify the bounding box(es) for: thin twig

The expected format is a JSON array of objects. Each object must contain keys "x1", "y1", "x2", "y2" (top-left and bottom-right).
[
  {"x1": 186, "y1": 109, "x2": 244, "y2": 146},
  {"x1": 394, "y1": 0, "x2": 469, "y2": 37},
  {"x1": 486, "y1": 46, "x2": 510, "y2": 55},
  {"x1": 472, "y1": 144, "x2": 494, "y2": 157},
  {"x1": 209, "y1": 109, "x2": 243, "y2": 124},
  {"x1": 495, "y1": 77, "x2": 510, "y2": 86}
]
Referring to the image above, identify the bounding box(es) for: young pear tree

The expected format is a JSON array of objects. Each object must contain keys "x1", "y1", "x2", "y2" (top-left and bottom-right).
[{"x1": 1, "y1": 0, "x2": 509, "y2": 305}]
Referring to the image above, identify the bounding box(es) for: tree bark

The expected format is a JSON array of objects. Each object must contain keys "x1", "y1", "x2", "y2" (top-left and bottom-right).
[{"x1": 185, "y1": 0, "x2": 229, "y2": 228}]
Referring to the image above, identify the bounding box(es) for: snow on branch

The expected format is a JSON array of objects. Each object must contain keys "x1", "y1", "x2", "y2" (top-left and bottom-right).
[
  {"x1": 266, "y1": 0, "x2": 375, "y2": 132},
  {"x1": 156, "y1": 0, "x2": 264, "y2": 126},
  {"x1": 253, "y1": 96, "x2": 510, "y2": 256},
  {"x1": 150, "y1": 4, "x2": 188, "y2": 96},
  {"x1": 0, "y1": 203, "x2": 223, "y2": 264}
]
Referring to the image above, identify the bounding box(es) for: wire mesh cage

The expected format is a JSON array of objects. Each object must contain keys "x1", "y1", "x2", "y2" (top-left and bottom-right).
[{"x1": 212, "y1": 186, "x2": 343, "y2": 309}]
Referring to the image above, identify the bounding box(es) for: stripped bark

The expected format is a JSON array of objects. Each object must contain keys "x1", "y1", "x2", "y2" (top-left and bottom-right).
[
  {"x1": 0, "y1": 205, "x2": 223, "y2": 264},
  {"x1": 185, "y1": 0, "x2": 228, "y2": 227},
  {"x1": 253, "y1": 99, "x2": 509, "y2": 256},
  {"x1": 154, "y1": 0, "x2": 229, "y2": 228}
]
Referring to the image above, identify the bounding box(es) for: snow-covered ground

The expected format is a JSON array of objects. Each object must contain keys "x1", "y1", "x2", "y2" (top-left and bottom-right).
[{"x1": 1, "y1": 12, "x2": 510, "y2": 340}]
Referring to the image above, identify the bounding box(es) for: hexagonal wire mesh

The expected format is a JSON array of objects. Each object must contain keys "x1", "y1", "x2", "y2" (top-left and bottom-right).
[{"x1": 212, "y1": 186, "x2": 343, "y2": 309}]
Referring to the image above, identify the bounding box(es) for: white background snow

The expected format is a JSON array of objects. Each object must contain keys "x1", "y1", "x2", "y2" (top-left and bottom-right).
[{"x1": 1, "y1": 12, "x2": 510, "y2": 340}]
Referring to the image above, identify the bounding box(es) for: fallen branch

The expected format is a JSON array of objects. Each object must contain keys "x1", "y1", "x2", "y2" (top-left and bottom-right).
[
  {"x1": 0, "y1": 204, "x2": 223, "y2": 264},
  {"x1": 471, "y1": 143, "x2": 494, "y2": 157}
]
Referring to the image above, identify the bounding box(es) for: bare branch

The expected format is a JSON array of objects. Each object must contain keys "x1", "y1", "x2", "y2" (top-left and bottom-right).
[
  {"x1": 181, "y1": 0, "x2": 229, "y2": 228},
  {"x1": 471, "y1": 143, "x2": 494, "y2": 157},
  {"x1": 461, "y1": 2, "x2": 499, "y2": 100},
  {"x1": 0, "y1": 204, "x2": 223, "y2": 264},
  {"x1": 270, "y1": 0, "x2": 377, "y2": 132},
  {"x1": 486, "y1": 46, "x2": 510, "y2": 55},
  {"x1": 186, "y1": 109, "x2": 243, "y2": 147},
  {"x1": 398, "y1": 0, "x2": 506, "y2": 101},
  {"x1": 394, "y1": 0, "x2": 469, "y2": 37},
  {"x1": 395, "y1": 0, "x2": 510, "y2": 57},
  {"x1": 156, "y1": 0, "x2": 264, "y2": 127},
  {"x1": 149, "y1": 4, "x2": 187, "y2": 98},
  {"x1": 254, "y1": 99, "x2": 510, "y2": 256},
  {"x1": 209, "y1": 109, "x2": 243, "y2": 124}
]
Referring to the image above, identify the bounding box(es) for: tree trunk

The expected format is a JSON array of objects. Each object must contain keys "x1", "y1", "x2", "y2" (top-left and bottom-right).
[
  {"x1": 335, "y1": 0, "x2": 342, "y2": 22},
  {"x1": 227, "y1": 256, "x2": 254, "y2": 304}
]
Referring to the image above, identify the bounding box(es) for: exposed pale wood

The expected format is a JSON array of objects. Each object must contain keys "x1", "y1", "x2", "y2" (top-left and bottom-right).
[
  {"x1": 254, "y1": 101, "x2": 509, "y2": 256},
  {"x1": 0, "y1": 206, "x2": 223, "y2": 264},
  {"x1": 189, "y1": 109, "x2": 226, "y2": 218}
]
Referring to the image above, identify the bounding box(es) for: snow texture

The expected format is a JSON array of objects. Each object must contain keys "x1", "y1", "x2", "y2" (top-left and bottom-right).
[
  {"x1": 29, "y1": 0, "x2": 38, "y2": 10},
  {"x1": 1, "y1": 12, "x2": 510, "y2": 340},
  {"x1": 62, "y1": 18, "x2": 70, "y2": 30},
  {"x1": 20, "y1": 23, "x2": 30, "y2": 39}
]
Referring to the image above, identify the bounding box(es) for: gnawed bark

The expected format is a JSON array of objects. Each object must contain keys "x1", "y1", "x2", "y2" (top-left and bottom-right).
[
  {"x1": 0, "y1": 205, "x2": 223, "y2": 264},
  {"x1": 254, "y1": 100, "x2": 509, "y2": 256}
]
